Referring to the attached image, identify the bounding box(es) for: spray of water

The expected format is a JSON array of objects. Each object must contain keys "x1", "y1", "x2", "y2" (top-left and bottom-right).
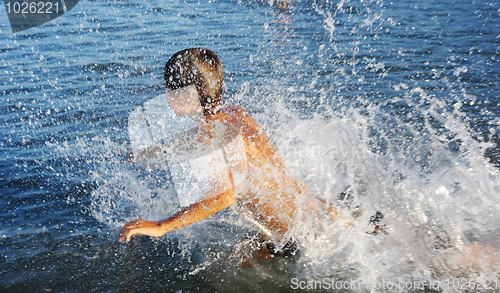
[
  {"x1": 256, "y1": 94, "x2": 500, "y2": 286},
  {"x1": 85, "y1": 0, "x2": 500, "y2": 290}
]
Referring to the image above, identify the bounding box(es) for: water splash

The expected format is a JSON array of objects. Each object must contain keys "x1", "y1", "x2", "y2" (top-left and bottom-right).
[
  {"x1": 85, "y1": 0, "x2": 500, "y2": 290},
  {"x1": 87, "y1": 82, "x2": 500, "y2": 291}
]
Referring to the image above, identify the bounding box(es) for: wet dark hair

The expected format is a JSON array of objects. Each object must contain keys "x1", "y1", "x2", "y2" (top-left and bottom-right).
[{"x1": 164, "y1": 48, "x2": 223, "y2": 115}]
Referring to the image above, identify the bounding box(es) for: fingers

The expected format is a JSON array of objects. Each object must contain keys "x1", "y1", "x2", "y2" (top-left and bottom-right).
[
  {"x1": 120, "y1": 149, "x2": 135, "y2": 163},
  {"x1": 118, "y1": 230, "x2": 128, "y2": 242},
  {"x1": 118, "y1": 219, "x2": 163, "y2": 242},
  {"x1": 118, "y1": 219, "x2": 144, "y2": 242},
  {"x1": 124, "y1": 152, "x2": 135, "y2": 163},
  {"x1": 118, "y1": 227, "x2": 132, "y2": 242},
  {"x1": 119, "y1": 228, "x2": 136, "y2": 242}
]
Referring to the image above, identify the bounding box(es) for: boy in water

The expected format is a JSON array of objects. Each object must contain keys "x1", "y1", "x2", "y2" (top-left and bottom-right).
[{"x1": 119, "y1": 48, "x2": 328, "y2": 254}]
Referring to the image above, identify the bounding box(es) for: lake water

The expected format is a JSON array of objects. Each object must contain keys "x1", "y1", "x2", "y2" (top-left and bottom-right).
[{"x1": 1, "y1": 0, "x2": 499, "y2": 292}]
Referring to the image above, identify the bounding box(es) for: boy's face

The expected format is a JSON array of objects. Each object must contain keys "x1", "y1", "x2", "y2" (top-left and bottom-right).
[{"x1": 166, "y1": 85, "x2": 203, "y2": 118}]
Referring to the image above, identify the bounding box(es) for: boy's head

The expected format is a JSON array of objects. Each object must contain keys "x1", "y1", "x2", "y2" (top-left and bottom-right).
[{"x1": 164, "y1": 48, "x2": 223, "y2": 115}]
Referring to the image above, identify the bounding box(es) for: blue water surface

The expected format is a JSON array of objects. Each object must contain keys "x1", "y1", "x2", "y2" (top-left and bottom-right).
[{"x1": 1, "y1": 0, "x2": 499, "y2": 292}]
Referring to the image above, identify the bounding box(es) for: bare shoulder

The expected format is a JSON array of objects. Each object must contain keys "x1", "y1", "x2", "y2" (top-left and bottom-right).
[
  {"x1": 223, "y1": 105, "x2": 248, "y2": 116},
  {"x1": 222, "y1": 105, "x2": 261, "y2": 130}
]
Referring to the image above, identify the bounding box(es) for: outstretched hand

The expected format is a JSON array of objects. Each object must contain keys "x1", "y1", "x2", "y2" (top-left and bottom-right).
[
  {"x1": 118, "y1": 219, "x2": 162, "y2": 242},
  {"x1": 120, "y1": 149, "x2": 136, "y2": 163}
]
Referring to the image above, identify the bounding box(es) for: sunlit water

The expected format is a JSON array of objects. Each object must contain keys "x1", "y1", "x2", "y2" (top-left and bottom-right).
[{"x1": 1, "y1": 0, "x2": 499, "y2": 292}]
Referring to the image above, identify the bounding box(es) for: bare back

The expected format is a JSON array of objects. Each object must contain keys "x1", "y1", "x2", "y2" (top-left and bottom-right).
[{"x1": 210, "y1": 105, "x2": 310, "y2": 240}]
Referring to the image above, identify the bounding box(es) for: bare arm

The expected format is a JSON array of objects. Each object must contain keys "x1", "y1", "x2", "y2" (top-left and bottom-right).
[{"x1": 118, "y1": 188, "x2": 235, "y2": 242}]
